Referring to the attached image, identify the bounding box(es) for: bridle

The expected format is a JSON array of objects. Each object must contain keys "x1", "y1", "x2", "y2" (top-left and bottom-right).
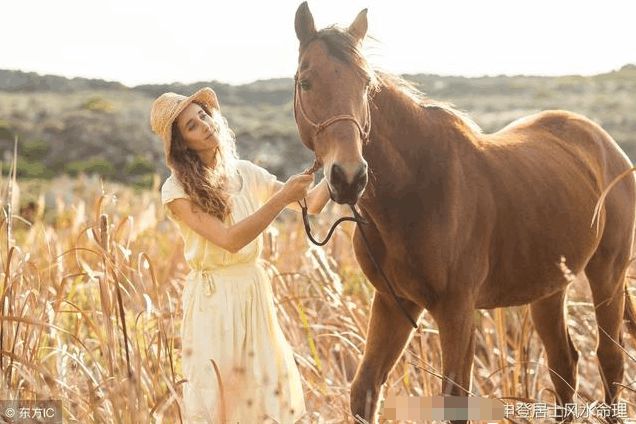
[
  {"x1": 293, "y1": 69, "x2": 419, "y2": 329},
  {"x1": 293, "y1": 71, "x2": 372, "y2": 146}
]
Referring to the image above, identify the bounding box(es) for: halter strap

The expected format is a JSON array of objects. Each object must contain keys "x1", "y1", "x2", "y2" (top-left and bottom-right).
[{"x1": 293, "y1": 73, "x2": 372, "y2": 144}]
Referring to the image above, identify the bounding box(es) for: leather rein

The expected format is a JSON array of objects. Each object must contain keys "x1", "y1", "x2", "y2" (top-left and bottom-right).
[{"x1": 293, "y1": 74, "x2": 418, "y2": 328}]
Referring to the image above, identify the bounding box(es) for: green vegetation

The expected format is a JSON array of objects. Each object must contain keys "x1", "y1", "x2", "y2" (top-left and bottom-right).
[
  {"x1": 0, "y1": 119, "x2": 14, "y2": 140},
  {"x1": 1, "y1": 65, "x2": 635, "y2": 183},
  {"x1": 1, "y1": 157, "x2": 53, "y2": 178},
  {"x1": 82, "y1": 96, "x2": 116, "y2": 113},
  {"x1": 21, "y1": 138, "x2": 50, "y2": 160},
  {"x1": 65, "y1": 156, "x2": 116, "y2": 177}
]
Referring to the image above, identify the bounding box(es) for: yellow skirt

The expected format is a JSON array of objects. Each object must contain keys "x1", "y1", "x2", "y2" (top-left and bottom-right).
[{"x1": 181, "y1": 261, "x2": 306, "y2": 423}]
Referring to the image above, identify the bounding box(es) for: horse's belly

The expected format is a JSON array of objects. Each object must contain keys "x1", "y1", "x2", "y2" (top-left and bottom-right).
[
  {"x1": 476, "y1": 279, "x2": 569, "y2": 309},
  {"x1": 475, "y1": 252, "x2": 586, "y2": 309}
]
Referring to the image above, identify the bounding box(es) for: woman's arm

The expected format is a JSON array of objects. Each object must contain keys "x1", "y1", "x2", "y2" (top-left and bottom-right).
[
  {"x1": 167, "y1": 174, "x2": 312, "y2": 253},
  {"x1": 167, "y1": 192, "x2": 286, "y2": 253},
  {"x1": 279, "y1": 178, "x2": 330, "y2": 214}
]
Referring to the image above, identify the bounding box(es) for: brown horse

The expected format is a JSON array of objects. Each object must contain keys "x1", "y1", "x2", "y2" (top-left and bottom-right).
[{"x1": 293, "y1": 2, "x2": 636, "y2": 423}]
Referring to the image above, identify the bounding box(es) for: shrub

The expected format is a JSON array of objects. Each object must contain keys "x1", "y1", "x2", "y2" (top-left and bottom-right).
[
  {"x1": 125, "y1": 156, "x2": 156, "y2": 175},
  {"x1": 65, "y1": 157, "x2": 116, "y2": 177},
  {"x1": 0, "y1": 120, "x2": 14, "y2": 141},
  {"x1": 81, "y1": 96, "x2": 115, "y2": 113},
  {"x1": 1, "y1": 157, "x2": 53, "y2": 179},
  {"x1": 21, "y1": 139, "x2": 50, "y2": 160}
]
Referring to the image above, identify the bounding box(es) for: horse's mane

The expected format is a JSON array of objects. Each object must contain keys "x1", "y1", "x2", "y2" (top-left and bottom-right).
[
  {"x1": 375, "y1": 72, "x2": 482, "y2": 134},
  {"x1": 313, "y1": 27, "x2": 482, "y2": 134}
]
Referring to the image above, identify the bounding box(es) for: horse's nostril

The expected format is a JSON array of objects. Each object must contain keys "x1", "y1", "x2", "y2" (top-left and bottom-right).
[
  {"x1": 353, "y1": 166, "x2": 368, "y2": 191},
  {"x1": 361, "y1": 161, "x2": 368, "y2": 174},
  {"x1": 331, "y1": 163, "x2": 368, "y2": 197},
  {"x1": 331, "y1": 163, "x2": 346, "y2": 186}
]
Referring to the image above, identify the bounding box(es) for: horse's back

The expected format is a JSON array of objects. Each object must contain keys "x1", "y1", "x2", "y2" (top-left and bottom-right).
[
  {"x1": 475, "y1": 110, "x2": 635, "y2": 307},
  {"x1": 506, "y1": 110, "x2": 634, "y2": 223},
  {"x1": 497, "y1": 110, "x2": 631, "y2": 170},
  {"x1": 488, "y1": 110, "x2": 633, "y2": 198}
]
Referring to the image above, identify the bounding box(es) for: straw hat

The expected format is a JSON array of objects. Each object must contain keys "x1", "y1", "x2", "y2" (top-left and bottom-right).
[{"x1": 150, "y1": 87, "x2": 220, "y2": 159}]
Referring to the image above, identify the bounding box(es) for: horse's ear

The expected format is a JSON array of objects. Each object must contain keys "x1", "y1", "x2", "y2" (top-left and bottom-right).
[
  {"x1": 348, "y1": 9, "x2": 368, "y2": 44},
  {"x1": 295, "y1": 2, "x2": 316, "y2": 45}
]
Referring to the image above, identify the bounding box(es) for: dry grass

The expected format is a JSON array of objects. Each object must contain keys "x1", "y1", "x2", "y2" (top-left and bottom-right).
[{"x1": 1, "y1": 172, "x2": 635, "y2": 423}]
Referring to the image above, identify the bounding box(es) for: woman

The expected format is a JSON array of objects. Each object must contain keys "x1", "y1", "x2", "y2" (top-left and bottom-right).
[{"x1": 150, "y1": 87, "x2": 330, "y2": 423}]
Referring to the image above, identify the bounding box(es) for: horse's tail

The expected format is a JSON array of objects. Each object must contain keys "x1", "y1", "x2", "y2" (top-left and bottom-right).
[
  {"x1": 625, "y1": 283, "x2": 636, "y2": 340},
  {"x1": 594, "y1": 167, "x2": 636, "y2": 340}
]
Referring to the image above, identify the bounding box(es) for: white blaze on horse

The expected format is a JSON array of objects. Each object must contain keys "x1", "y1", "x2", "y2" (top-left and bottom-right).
[{"x1": 293, "y1": 2, "x2": 636, "y2": 423}]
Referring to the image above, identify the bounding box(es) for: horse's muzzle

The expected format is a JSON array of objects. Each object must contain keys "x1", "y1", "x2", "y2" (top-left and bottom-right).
[{"x1": 328, "y1": 162, "x2": 368, "y2": 204}]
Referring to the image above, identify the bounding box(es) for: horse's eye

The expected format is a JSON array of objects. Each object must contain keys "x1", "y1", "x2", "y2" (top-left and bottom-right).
[{"x1": 299, "y1": 79, "x2": 311, "y2": 91}]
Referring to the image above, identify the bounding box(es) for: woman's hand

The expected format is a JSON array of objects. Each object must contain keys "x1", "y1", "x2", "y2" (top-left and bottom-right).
[{"x1": 279, "y1": 173, "x2": 313, "y2": 203}]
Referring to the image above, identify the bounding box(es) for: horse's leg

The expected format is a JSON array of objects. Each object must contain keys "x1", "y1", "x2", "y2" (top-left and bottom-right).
[
  {"x1": 530, "y1": 290, "x2": 579, "y2": 405},
  {"x1": 430, "y1": 295, "x2": 476, "y2": 424},
  {"x1": 585, "y1": 254, "x2": 627, "y2": 406},
  {"x1": 350, "y1": 291, "x2": 422, "y2": 423}
]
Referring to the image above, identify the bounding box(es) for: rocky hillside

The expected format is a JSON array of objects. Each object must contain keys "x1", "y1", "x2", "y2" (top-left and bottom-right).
[{"x1": 1, "y1": 65, "x2": 635, "y2": 187}]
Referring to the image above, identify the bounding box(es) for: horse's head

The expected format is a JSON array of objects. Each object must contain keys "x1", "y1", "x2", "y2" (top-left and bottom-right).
[{"x1": 294, "y1": 2, "x2": 375, "y2": 205}]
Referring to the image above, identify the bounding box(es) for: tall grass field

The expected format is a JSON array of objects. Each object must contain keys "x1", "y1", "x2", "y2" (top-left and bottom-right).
[{"x1": 1, "y1": 171, "x2": 635, "y2": 423}]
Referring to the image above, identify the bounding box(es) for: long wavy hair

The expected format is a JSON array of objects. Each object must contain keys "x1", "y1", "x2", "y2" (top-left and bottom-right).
[{"x1": 167, "y1": 102, "x2": 239, "y2": 220}]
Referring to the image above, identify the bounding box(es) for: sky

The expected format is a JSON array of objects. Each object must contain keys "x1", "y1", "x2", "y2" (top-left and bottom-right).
[{"x1": 2, "y1": 0, "x2": 635, "y2": 87}]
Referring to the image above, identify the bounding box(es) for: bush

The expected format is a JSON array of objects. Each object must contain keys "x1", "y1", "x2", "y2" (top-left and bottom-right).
[
  {"x1": 0, "y1": 120, "x2": 14, "y2": 141},
  {"x1": 131, "y1": 173, "x2": 157, "y2": 190},
  {"x1": 65, "y1": 157, "x2": 116, "y2": 177},
  {"x1": 1, "y1": 157, "x2": 53, "y2": 179},
  {"x1": 125, "y1": 156, "x2": 156, "y2": 175},
  {"x1": 81, "y1": 96, "x2": 115, "y2": 113},
  {"x1": 21, "y1": 139, "x2": 50, "y2": 160}
]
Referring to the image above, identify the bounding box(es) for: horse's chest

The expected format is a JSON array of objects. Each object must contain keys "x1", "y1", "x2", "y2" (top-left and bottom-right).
[{"x1": 352, "y1": 226, "x2": 438, "y2": 308}]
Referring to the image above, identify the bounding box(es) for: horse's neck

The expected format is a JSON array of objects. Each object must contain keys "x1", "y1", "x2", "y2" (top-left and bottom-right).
[
  {"x1": 359, "y1": 82, "x2": 481, "y2": 228},
  {"x1": 363, "y1": 84, "x2": 462, "y2": 200}
]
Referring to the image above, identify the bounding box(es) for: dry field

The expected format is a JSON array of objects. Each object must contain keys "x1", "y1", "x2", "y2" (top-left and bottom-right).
[{"x1": 1, "y1": 172, "x2": 635, "y2": 423}]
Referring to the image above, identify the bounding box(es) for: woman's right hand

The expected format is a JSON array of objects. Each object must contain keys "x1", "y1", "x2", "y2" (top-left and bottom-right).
[{"x1": 279, "y1": 173, "x2": 314, "y2": 204}]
